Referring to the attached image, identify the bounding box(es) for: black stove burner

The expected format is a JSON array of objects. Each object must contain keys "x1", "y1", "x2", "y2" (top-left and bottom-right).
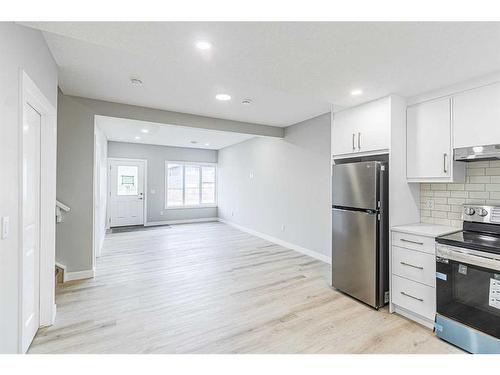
[{"x1": 436, "y1": 230, "x2": 500, "y2": 255}]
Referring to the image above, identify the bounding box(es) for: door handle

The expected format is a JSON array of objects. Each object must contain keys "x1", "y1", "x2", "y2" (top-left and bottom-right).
[
  {"x1": 400, "y1": 261, "x2": 424, "y2": 270},
  {"x1": 400, "y1": 238, "x2": 424, "y2": 245},
  {"x1": 357, "y1": 132, "x2": 361, "y2": 150},
  {"x1": 352, "y1": 133, "x2": 356, "y2": 150},
  {"x1": 400, "y1": 291, "x2": 424, "y2": 302},
  {"x1": 443, "y1": 153, "x2": 448, "y2": 173},
  {"x1": 138, "y1": 197, "x2": 143, "y2": 200}
]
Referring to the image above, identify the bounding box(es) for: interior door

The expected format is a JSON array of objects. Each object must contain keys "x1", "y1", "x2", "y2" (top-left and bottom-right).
[
  {"x1": 22, "y1": 102, "x2": 41, "y2": 353},
  {"x1": 109, "y1": 160, "x2": 145, "y2": 227}
]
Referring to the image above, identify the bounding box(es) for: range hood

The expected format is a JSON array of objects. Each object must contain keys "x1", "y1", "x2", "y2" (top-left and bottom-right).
[{"x1": 454, "y1": 144, "x2": 500, "y2": 161}]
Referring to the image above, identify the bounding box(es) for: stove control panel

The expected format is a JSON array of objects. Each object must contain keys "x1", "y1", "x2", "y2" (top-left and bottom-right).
[{"x1": 463, "y1": 204, "x2": 500, "y2": 224}]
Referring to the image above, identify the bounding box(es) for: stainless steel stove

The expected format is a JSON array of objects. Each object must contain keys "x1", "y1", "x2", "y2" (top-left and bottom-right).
[{"x1": 435, "y1": 204, "x2": 500, "y2": 353}]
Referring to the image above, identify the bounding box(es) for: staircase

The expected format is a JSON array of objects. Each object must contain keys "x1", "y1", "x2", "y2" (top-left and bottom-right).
[{"x1": 55, "y1": 200, "x2": 70, "y2": 285}]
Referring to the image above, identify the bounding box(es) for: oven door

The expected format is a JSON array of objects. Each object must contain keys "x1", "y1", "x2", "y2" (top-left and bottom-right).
[{"x1": 436, "y1": 246, "x2": 500, "y2": 339}]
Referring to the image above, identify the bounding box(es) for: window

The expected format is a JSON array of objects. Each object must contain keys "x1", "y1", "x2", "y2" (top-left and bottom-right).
[
  {"x1": 117, "y1": 165, "x2": 138, "y2": 195},
  {"x1": 165, "y1": 162, "x2": 217, "y2": 208}
]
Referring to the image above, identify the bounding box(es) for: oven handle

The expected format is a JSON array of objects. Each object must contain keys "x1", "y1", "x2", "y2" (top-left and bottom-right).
[{"x1": 436, "y1": 246, "x2": 500, "y2": 272}]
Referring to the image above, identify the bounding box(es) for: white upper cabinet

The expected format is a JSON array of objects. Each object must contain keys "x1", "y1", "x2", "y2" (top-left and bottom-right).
[
  {"x1": 453, "y1": 82, "x2": 500, "y2": 148},
  {"x1": 407, "y1": 98, "x2": 465, "y2": 182},
  {"x1": 332, "y1": 97, "x2": 390, "y2": 158}
]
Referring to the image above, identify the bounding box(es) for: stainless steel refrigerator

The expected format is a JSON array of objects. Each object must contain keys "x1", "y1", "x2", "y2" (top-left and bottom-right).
[{"x1": 331, "y1": 161, "x2": 389, "y2": 309}]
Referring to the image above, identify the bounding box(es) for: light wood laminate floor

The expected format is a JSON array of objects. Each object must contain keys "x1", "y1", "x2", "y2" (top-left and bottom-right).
[{"x1": 29, "y1": 222, "x2": 460, "y2": 354}]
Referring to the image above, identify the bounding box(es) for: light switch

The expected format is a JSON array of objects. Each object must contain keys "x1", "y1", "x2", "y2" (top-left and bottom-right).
[
  {"x1": 150, "y1": 189, "x2": 156, "y2": 194},
  {"x1": 1, "y1": 216, "x2": 9, "y2": 239}
]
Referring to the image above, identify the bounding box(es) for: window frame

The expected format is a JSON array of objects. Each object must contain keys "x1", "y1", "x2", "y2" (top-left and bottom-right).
[{"x1": 165, "y1": 160, "x2": 217, "y2": 209}]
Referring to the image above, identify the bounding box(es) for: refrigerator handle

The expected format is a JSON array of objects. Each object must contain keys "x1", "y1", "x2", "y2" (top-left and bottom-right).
[{"x1": 377, "y1": 163, "x2": 389, "y2": 306}]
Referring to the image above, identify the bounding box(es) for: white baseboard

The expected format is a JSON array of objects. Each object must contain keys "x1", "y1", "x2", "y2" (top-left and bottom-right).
[
  {"x1": 218, "y1": 218, "x2": 331, "y2": 264},
  {"x1": 145, "y1": 217, "x2": 218, "y2": 226},
  {"x1": 52, "y1": 303, "x2": 57, "y2": 325},
  {"x1": 64, "y1": 268, "x2": 95, "y2": 282}
]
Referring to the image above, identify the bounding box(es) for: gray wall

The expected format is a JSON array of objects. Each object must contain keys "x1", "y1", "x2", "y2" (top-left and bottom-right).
[
  {"x1": 217, "y1": 113, "x2": 332, "y2": 260},
  {"x1": 56, "y1": 93, "x2": 95, "y2": 273},
  {"x1": 56, "y1": 94, "x2": 277, "y2": 273},
  {"x1": 0, "y1": 23, "x2": 58, "y2": 353},
  {"x1": 108, "y1": 141, "x2": 218, "y2": 222}
]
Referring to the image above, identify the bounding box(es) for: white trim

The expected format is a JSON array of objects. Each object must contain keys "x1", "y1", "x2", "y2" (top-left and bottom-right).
[
  {"x1": 107, "y1": 157, "x2": 148, "y2": 228},
  {"x1": 332, "y1": 148, "x2": 389, "y2": 161},
  {"x1": 218, "y1": 218, "x2": 331, "y2": 264},
  {"x1": 165, "y1": 161, "x2": 217, "y2": 210},
  {"x1": 18, "y1": 70, "x2": 57, "y2": 353},
  {"x1": 165, "y1": 204, "x2": 217, "y2": 210},
  {"x1": 144, "y1": 217, "x2": 218, "y2": 226},
  {"x1": 64, "y1": 268, "x2": 96, "y2": 283}
]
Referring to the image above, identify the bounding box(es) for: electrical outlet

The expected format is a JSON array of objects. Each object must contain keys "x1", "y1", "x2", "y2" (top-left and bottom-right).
[
  {"x1": 424, "y1": 199, "x2": 435, "y2": 210},
  {"x1": 249, "y1": 172, "x2": 254, "y2": 179},
  {"x1": 281, "y1": 224, "x2": 285, "y2": 231},
  {"x1": 160, "y1": 211, "x2": 164, "y2": 216},
  {"x1": 150, "y1": 189, "x2": 156, "y2": 194}
]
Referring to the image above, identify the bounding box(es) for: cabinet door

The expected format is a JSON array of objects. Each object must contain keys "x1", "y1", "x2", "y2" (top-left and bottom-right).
[
  {"x1": 453, "y1": 82, "x2": 500, "y2": 148},
  {"x1": 332, "y1": 97, "x2": 390, "y2": 156},
  {"x1": 356, "y1": 97, "x2": 391, "y2": 153},
  {"x1": 332, "y1": 110, "x2": 357, "y2": 156},
  {"x1": 407, "y1": 98, "x2": 451, "y2": 179}
]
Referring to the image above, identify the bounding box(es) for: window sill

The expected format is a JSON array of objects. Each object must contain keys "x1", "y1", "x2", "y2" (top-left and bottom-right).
[{"x1": 164, "y1": 205, "x2": 218, "y2": 210}]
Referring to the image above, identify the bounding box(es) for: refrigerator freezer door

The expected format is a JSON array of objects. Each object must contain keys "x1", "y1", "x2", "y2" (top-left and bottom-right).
[
  {"x1": 332, "y1": 161, "x2": 379, "y2": 210},
  {"x1": 332, "y1": 207, "x2": 378, "y2": 307}
]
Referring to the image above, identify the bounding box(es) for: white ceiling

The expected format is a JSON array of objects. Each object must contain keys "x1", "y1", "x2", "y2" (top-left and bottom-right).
[
  {"x1": 24, "y1": 22, "x2": 500, "y2": 126},
  {"x1": 96, "y1": 115, "x2": 256, "y2": 150}
]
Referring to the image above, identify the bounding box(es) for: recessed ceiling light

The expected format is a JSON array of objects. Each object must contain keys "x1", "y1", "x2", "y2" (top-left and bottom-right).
[
  {"x1": 242, "y1": 99, "x2": 252, "y2": 105},
  {"x1": 141, "y1": 129, "x2": 149, "y2": 133},
  {"x1": 130, "y1": 78, "x2": 143, "y2": 86},
  {"x1": 195, "y1": 41, "x2": 212, "y2": 50},
  {"x1": 134, "y1": 136, "x2": 141, "y2": 140},
  {"x1": 350, "y1": 89, "x2": 363, "y2": 96},
  {"x1": 215, "y1": 94, "x2": 231, "y2": 101},
  {"x1": 190, "y1": 140, "x2": 198, "y2": 144}
]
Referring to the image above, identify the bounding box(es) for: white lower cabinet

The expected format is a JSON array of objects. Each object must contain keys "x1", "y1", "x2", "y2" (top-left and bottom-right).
[
  {"x1": 392, "y1": 246, "x2": 436, "y2": 287},
  {"x1": 390, "y1": 230, "x2": 438, "y2": 329}
]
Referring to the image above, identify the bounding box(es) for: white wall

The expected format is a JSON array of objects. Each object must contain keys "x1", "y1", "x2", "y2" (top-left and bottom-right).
[
  {"x1": 93, "y1": 125, "x2": 108, "y2": 259},
  {"x1": 218, "y1": 113, "x2": 331, "y2": 262},
  {"x1": 0, "y1": 23, "x2": 58, "y2": 353}
]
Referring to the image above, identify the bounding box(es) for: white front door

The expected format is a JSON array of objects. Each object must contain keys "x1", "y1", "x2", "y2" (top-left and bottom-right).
[
  {"x1": 109, "y1": 160, "x2": 145, "y2": 227},
  {"x1": 22, "y1": 102, "x2": 41, "y2": 353}
]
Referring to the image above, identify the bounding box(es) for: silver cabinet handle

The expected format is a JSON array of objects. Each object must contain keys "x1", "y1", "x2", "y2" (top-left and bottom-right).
[
  {"x1": 357, "y1": 132, "x2": 361, "y2": 149},
  {"x1": 400, "y1": 261, "x2": 424, "y2": 270},
  {"x1": 400, "y1": 291, "x2": 424, "y2": 302},
  {"x1": 352, "y1": 133, "x2": 355, "y2": 150},
  {"x1": 443, "y1": 153, "x2": 448, "y2": 173},
  {"x1": 400, "y1": 238, "x2": 424, "y2": 245}
]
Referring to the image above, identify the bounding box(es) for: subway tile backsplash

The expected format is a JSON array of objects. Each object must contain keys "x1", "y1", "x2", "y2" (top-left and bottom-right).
[{"x1": 420, "y1": 160, "x2": 500, "y2": 227}]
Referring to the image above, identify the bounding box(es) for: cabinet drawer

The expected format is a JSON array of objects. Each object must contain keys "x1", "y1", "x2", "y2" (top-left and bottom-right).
[
  {"x1": 392, "y1": 246, "x2": 436, "y2": 287},
  {"x1": 392, "y1": 231, "x2": 435, "y2": 254},
  {"x1": 392, "y1": 275, "x2": 436, "y2": 321}
]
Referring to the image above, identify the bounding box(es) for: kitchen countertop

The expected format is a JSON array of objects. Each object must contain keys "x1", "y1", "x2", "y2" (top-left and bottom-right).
[{"x1": 391, "y1": 223, "x2": 460, "y2": 238}]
